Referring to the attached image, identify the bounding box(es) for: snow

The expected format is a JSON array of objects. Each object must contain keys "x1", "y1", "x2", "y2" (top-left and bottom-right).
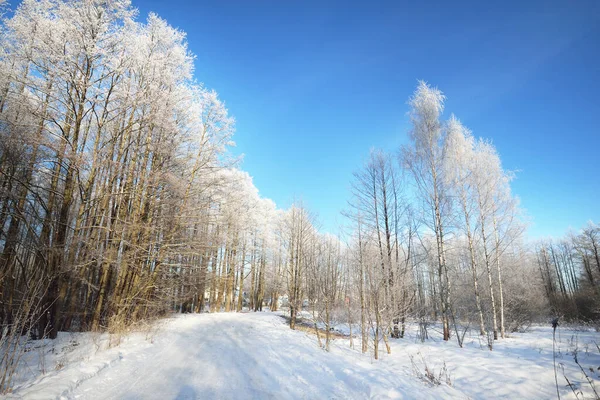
[
  {"x1": 383, "y1": 325, "x2": 600, "y2": 399},
  {"x1": 5, "y1": 312, "x2": 600, "y2": 399}
]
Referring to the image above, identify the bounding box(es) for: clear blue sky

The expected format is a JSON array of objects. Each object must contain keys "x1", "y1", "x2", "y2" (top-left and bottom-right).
[{"x1": 136, "y1": 0, "x2": 599, "y2": 239}]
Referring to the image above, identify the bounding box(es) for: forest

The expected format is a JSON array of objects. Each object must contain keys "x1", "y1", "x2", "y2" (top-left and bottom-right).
[{"x1": 0, "y1": 0, "x2": 599, "y2": 396}]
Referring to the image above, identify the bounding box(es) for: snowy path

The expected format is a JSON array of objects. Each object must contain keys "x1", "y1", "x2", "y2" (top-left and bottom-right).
[
  {"x1": 12, "y1": 312, "x2": 600, "y2": 399},
  {"x1": 13, "y1": 313, "x2": 459, "y2": 400},
  {"x1": 65, "y1": 313, "x2": 459, "y2": 400}
]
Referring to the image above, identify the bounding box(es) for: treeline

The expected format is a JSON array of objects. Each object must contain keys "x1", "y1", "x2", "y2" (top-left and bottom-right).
[
  {"x1": 278, "y1": 83, "x2": 600, "y2": 360},
  {"x1": 536, "y1": 223, "x2": 600, "y2": 321},
  {"x1": 340, "y1": 82, "x2": 534, "y2": 354},
  {"x1": 0, "y1": 0, "x2": 244, "y2": 343}
]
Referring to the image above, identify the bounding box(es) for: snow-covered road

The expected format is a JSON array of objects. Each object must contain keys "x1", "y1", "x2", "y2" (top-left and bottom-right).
[
  {"x1": 67, "y1": 313, "x2": 461, "y2": 399},
  {"x1": 12, "y1": 312, "x2": 600, "y2": 399},
  {"x1": 15, "y1": 312, "x2": 459, "y2": 399}
]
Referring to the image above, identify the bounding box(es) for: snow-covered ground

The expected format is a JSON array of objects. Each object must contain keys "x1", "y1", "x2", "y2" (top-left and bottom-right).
[{"x1": 5, "y1": 312, "x2": 600, "y2": 399}]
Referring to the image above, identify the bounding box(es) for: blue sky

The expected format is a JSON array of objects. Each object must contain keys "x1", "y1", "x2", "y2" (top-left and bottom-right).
[{"x1": 136, "y1": 0, "x2": 599, "y2": 239}]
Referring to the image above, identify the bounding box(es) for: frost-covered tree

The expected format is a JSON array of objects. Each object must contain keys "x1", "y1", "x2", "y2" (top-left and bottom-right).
[
  {"x1": 401, "y1": 81, "x2": 453, "y2": 341},
  {"x1": 0, "y1": 0, "x2": 241, "y2": 342},
  {"x1": 444, "y1": 116, "x2": 486, "y2": 336},
  {"x1": 282, "y1": 203, "x2": 315, "y2": 329}
]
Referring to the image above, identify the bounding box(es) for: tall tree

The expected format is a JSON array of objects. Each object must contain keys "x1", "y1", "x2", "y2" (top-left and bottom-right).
[{"x1": 402, "y1": 81, "x2": 452, "y2": 341}]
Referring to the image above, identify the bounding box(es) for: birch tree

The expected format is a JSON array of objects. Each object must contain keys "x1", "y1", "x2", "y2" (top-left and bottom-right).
[
  {"x1": 444, "y1": 116, "x2": 486, "y2": 336},
  {"x1": 401, "y1": 81, "x2": 452, "y2": 341}
]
